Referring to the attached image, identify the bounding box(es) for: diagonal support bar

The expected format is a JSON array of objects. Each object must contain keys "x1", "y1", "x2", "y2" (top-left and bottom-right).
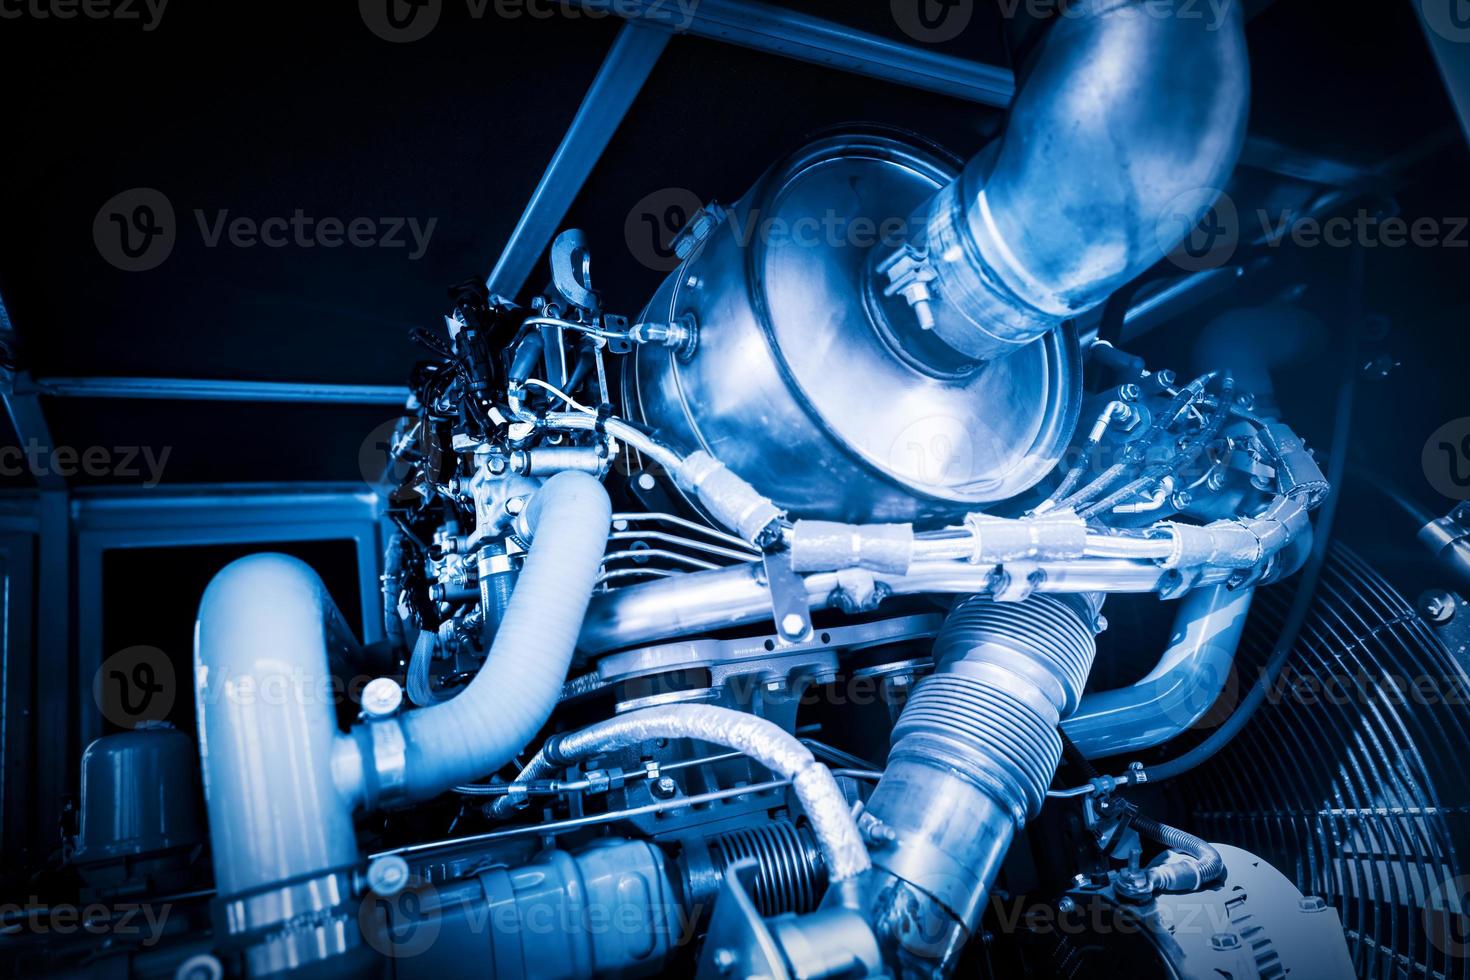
[{"x1": 485, "y1": 22, "x2": 670, "y2": 300}]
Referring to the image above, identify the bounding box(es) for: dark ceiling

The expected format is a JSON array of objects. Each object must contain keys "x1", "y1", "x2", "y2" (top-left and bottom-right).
[{"x1": 0, "y1": 0, "x2": 1464, "y2": 487}]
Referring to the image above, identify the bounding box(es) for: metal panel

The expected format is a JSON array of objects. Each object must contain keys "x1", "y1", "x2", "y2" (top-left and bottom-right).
[
  {"x1": 36, "y1": 491, "x2": 70, "y2": 852},
  {"x1": 73, "y1": 483, "x2": 385, "y2": 748},
  {"x1": 485, "y1": 22, "x2": 670, "y2": 299},
  {"x1": 0, "y1": 530, "x2": 35, "y2": 869}
]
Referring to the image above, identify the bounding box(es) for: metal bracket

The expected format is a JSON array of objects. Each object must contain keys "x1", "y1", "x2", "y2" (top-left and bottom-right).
[
  {"x1": 762, "y1": 548, "x2": 813, "y2": 644},
  {"x1": 549, "y1": 228, "x2": 599, "y2": 312}
]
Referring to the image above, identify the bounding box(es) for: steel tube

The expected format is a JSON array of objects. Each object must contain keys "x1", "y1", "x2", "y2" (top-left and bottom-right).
[{"x1": 1062, "y1": 584, "x2": 1255, "y2": 759}]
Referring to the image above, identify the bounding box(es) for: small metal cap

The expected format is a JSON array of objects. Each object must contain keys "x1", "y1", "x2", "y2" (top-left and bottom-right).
[
  {"x1": 1210, "y1": 932, "x2": 1242, "y2": 951},
  {"x1": 367, "y1": 854, "x2": 411, "y2": 897},
  {"x1": 362, "y1": 677, "x2": 404, "y2": 720}
]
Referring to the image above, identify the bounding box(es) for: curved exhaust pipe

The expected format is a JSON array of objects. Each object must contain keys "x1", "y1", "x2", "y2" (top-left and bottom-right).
[
  {"x1": 194, "y1": 471, "x2": 611, "y2": 973},
  {"x1": 879, "y1": 0, "x2": 1250, "y2": 363}
]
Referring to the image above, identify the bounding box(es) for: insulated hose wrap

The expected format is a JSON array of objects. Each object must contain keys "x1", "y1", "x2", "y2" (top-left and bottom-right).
[
  {"x1": 496, "y1": 704, "x2": 871, "y2": 881},
  {"x1": 396, "y1": 470, "x2": 612, "y2": 801}
]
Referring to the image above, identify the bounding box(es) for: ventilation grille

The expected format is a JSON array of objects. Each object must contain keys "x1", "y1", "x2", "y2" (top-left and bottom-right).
[{"x1": 1183, "y1": 545, "x2": 1470, "y2": 980}]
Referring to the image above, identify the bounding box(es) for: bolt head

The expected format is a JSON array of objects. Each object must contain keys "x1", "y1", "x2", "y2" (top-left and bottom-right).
[
  {"x1": 1210, "y1": 932, "x2": 1242, "y2": 951},
  {"x1": 367, "y1": 855, "x2": 411, "y2": 897},
  {"x1": 362, "y1": 678, "x2": 403, "y2": 719},
  {"x1": 780, "y1": 613, "x2": 806, "y2": 637},
  {"x1": 1421, "y1": 590, "x2": 1456, "y2": 624}
]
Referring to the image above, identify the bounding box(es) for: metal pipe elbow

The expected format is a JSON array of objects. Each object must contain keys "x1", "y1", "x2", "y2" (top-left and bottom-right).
[{"x1": 885, "y1": 0, "x2": 1250, "y2": 361}]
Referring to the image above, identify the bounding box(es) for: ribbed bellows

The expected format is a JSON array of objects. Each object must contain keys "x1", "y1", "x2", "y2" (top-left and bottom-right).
[
  {"x1": 931, "y1": 593, "x2": 1098, "y2": 715},
  {"x1": 893, "y1": 676, "x2": 1064, "y2": 820},
  {"x1": 892, "y1": 593, "x2": 1099, "y2": 821},
  {"x1": 706, "y1": 820, "x2": 826, "y2": 916}
]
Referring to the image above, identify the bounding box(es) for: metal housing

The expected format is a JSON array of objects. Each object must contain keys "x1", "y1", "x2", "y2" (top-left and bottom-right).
[{"x1": 631, "y1": 132, "x2": 1081, "y2": 525}]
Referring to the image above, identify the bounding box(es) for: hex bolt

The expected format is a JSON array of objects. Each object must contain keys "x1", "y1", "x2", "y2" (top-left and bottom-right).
[
  {"x1": 651, "y1": 776, "x2": 679, "y2": 800},
  {"x1": 712, "y1": 948, "x2": 737, "y2": 974},
  {"x1": 1057, "y1": 897, "x2": 1078, "y2": 914},
  {"x1": 1210, "y1": 932, "x2": 1242, "y2": 951},
  {"x1": 1300, "y1": 896, "x2": 1328, "y2": 913},
  {"x1": 780, "y1": 613, "x2": 806, "y2": 637},
  {"x1": 1119, "y1": 383, "x2": 1142, "y2": 402}
]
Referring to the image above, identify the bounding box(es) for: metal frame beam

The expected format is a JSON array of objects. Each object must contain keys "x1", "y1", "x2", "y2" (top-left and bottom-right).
[
  {"x1": 572, "y1": 0, "x2": 1014, "y2": 106},
  {"x1": 25, "y1": 376, "x2": 409, "y2": 406},
  {"x1": 1414, "y1": 1, "x2": 1470, "y2": 146},
  {"x1": 576, "y1": 0, "x2": 1371, "y2": 188}
]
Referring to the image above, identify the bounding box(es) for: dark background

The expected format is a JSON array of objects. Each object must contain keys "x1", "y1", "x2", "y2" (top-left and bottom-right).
[{"x1": 0, "y1": 0, "x2": 1465, "y2": 497}]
